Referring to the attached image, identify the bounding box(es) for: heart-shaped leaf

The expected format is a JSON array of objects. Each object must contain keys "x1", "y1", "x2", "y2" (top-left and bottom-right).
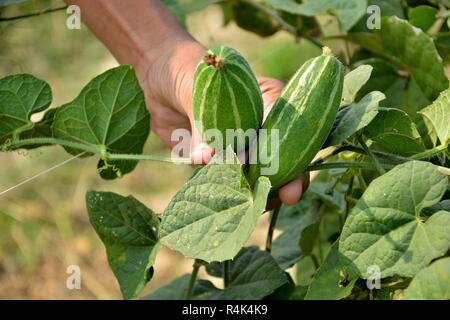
[
  {"x1": 53, "y1": 65, "x2": 150, "y2": 179},
  {"x1": 419, "y1": 88, "x2": 450, "y2": 146},
  {"x1": 86, "y1": 191, "x2": 160, "y2": 299},
  {"x1": 159, "y1": 152, "x2": 271, "y2": 262},
  {"x1": 364, "y1": 108, "x2": 426, "y2": 156},
  {"x1": 304, "y1": 242, "x2": 357, "y2": 300},
  {"x1": 0, "y1": 74, "x2": 52, "y2": 141},
  {"x1": 403, "y1": 257, "x2": 450, "y2": 300},
  {"x1": 339, "y1": 161, "x2": 450, "y2": 278},
  {"x1": 207, "y1": 247, "x2": 287, "y2": 299}
]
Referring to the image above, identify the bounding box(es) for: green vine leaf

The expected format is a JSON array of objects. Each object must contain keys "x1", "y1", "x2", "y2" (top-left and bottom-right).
[
  {"x1": 304, "y1": 242, "x2": 357, "y2": 300},
  {"x1": 269, "y1": 0, "x2": 367, "y2": 31},
  {"x1": 53, "y1": 65, "x2": 150, "y2": 179},
  {"x1": 145, "y1": 247, "x2": 287, "y2": 300},
  {"x1": 342, "y1": 65, "x2": 373, "y2": 105},
  {"x1": 408, "y1": 5, "x2": 438, "y2": 32},
  {"x1": 351, "y1": 17, "x2": 449, "y2": 102},
  {"x1": 403, "y1": 257, "x2": 450, "y2": 300},
  {"x1": 86, "y1": 191, "x2": 160, "y2": 300},
  {"x1": 339, "y1": 161, "x2": 450, "y2": 278},
  {"x1": 419, "y1": 88, "x2": 450, "y2": 146},
  {"x1": 364, "y1": 108, "x2": 426, "y2": 156},
  {"x1": 142, "y1": 274, "x2": 218, "y2": 300},
  {"x1": 159, "y1": 152, "x2": 271, "y2": 263},
  {"x1": 0, "y1": 74, "x2": 52, "y2": 142},
  {"x1": 272, "y1": 193, "x2": 321, "y2": 269},
  {"x1": 327, "y1": 91, "x2": 385, "y2": 146},
  {"x1": 209, "y1": 247, "x2": 287, "y2": 299}
]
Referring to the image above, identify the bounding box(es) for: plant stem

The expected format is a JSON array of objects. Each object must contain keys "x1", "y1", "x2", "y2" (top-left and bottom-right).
[
  {"x1": 411, "y1": 144, "x2": 448, "y2": 160},
  {"x1": 344, "y1": 176, "x2": 355, "y2": 226},
  {"x1": 311, "y1": 254, "x2": 320, "y2": 270},
  {"x1": 306, "y1": 161, "x2": 394, "y2": 172},
  {"x1": 1, "y1": 137, "x2": 191, "y2": 164},
  {"x1": 185, "y1": 260, "x2": 202, "y2": 300},
  {"x1": 357, "y1": 136, "x2": 385, "y2": 175},
  {"x1": 266, "y1": 205, "x2": 281, "y2": 252},
  {"x1": 0, "y1": 5, "x2": 68, "y2": 22},
  {"x1": 223, "y1": 261, "x2": 230, "y2": 288}
]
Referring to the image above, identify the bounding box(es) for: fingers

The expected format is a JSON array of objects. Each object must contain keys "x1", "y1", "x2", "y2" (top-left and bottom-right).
[
  {"x1": 278, "y1": 173, "x2": 310, "y2": 206},
  {"x1": 189, "y1": 117, "x2": 215, "y2": 165}
]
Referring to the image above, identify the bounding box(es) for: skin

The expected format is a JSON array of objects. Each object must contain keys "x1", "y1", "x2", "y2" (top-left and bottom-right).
[{"x1": 66, "y1": 0, "x2": 309, "y2": 205}]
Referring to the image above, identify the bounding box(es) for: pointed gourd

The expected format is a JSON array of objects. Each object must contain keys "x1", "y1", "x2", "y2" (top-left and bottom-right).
[
  {"x1": 193, "y1": 46, "x2": 264, "y2": 151},
  {"x1": 248, "y1": 47, "x2": 344, "y2": 190}
]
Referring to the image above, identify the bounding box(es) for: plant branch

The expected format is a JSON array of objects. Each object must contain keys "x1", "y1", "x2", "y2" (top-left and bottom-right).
[
  {"x1": 265, "y1": 205, "x2": 281, "y2": 252},
  {"x1": 306, "y1": 161, "x2": 394, "y2": 172},
  {"x1": 0, "y1": 5, "x2": 68, "y2": 22},
  {"x1": 185, "y1": 260, "x2": 202, "y2": 300},
  {"x1": 1, "y1": 138, "x2": 191, "y2": 164},
  {"x1": 411, "y1": 144, "x2": 449, "y2": 160}
]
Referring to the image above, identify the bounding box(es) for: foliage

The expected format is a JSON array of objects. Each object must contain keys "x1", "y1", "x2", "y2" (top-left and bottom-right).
[{"x1": 1, "y1": 0, "x2": 450, "y2": 300}]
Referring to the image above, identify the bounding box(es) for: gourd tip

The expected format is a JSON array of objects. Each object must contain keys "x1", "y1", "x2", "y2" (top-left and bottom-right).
[
  {"x1": 204, "y1": 53, "x2": 224, "y2": 68},
  {"x1": 322, "y1": 46, "x2": 333, "y2": 56}
]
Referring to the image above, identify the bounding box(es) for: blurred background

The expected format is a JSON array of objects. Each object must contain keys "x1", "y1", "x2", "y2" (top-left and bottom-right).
[{"x1": 0, "y1": 0, "x2": 320, "y2": 299}]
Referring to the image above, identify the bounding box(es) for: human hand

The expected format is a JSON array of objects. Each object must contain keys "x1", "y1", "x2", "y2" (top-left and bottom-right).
[{"x1": 141, "y1": 40, "x2": 309, "y2": 205}]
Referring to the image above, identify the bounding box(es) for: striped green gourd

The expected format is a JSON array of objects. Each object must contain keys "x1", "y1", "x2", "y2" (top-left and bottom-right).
[
  {"x1": 193, "y1": 46, "x2": 263, "y2": 151},
  {"x1": 248, "y1": 47, "x2": 344, "y2": 190}
]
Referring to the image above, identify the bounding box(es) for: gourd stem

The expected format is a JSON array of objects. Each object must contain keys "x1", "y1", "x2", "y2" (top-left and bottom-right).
[
  {"x1": 357, "y1": 136, "x2": 385, "y2": 175},
  {"x1": 185, "y1": 260, "x2": 202, "y2": 300},
  {"x1": 266, "y1": 205, "x2": 281, "y2": 253}
]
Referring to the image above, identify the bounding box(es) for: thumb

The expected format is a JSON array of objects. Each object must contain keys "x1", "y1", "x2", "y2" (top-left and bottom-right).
[{"x1": 189, "y1": 117, "x2": 215, "y2": 165}]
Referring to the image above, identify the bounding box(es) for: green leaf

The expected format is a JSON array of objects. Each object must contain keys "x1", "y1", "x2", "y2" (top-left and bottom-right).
[
  {"x1": 0, "y1": 74, "x2": 52, "y2": 141},
  {"x1": 159, "y1": 152, "x2": 271, "y2": 262},
  {"x1": 299, "y1": 221, "x2": 320, "y2": 256},
  {"x1": 272, "y1": 193, "x2": 321, "y2": 269},
  {"x1": 381, "y1": 18, "x2": 446, "y2": 101},
  {"x1": 339, "y1": 161, "x2": 450, "y2": 278},
  {"x1": 271, "y1": 0, "x2": 367, "y2": 31},
  {"x1": 210, "y1": 247, "x2": 287, "y2": 299},
  {"x1": 304, "y1": 242, "x2": 357, "y2": 300},
  {"x1": 408, "y1": 5, "x2": 438, "y2": 32},
  {"x1": 328, "y1": 91, "x2": 385, "y2": 146},
  {"x1": 364, "y1": 108, "x2": 426, "y2": 156},
  {"x1": 419, "y1": 88, "x2": 450, "y2": 146},
  {"x1": 142, "y1": 274, "x2": 219, "y2": 300},
  {"x1": 342, "y1": 65, "x2": 374, "y2": 105},
  {"x1": 422, "y1": 200, "x2": 450, "y2": 216},
  {"x1": 86, "y1": 191, "x2": 160, "y2": 299},
  {"x1": 403, "y1": 257, "x2": 450, "y2": 300},
  {"x1": 350, "y1": 18, "x2": 448, "y2": 102},
  {"x1": 355, "y1": 59, "x2": 399, "y2": 102},
  {"x1": 53, "y1": 66, "x2": 150, "y2": 179}
]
